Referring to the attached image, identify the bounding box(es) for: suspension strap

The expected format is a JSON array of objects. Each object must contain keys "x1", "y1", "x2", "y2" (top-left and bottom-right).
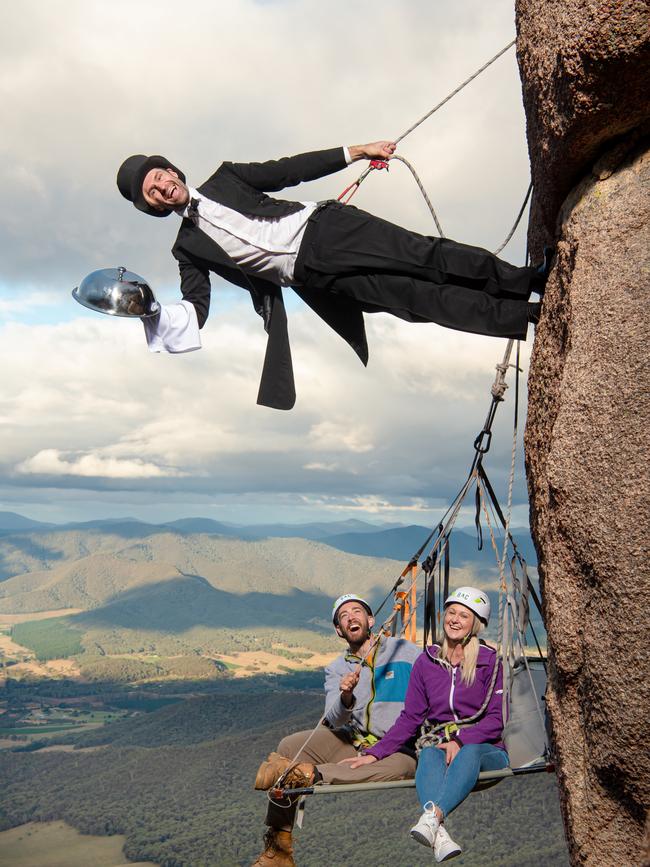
[
  {"x1": 393, "y1": 580, "x2": 417, "y2": 643},
  {"x1": 422, "y1": 523, "x2": 443, "y2": 646},
  {"x1": 442, "y1": 530, "x2": 450, "y2": 602}
]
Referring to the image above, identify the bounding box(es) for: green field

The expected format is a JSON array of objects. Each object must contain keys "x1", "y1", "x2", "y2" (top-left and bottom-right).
[
  {"x1": 11, "y1": 618, "x2": 83, "y2": 661},
  {"x1": 0, "y1": 724, "x2": 81, "y2": 735},
  {"x1": 0, "y1": 709, "x2": 128, "y2": 744},
  {"x1": 0, "y1": 820, "x2": 157, "y2": 867}
]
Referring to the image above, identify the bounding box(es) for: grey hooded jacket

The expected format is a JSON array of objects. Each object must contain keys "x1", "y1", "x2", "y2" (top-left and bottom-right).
[{"x1": 323, "y1": 635, "x2": 421, "y2": 746}]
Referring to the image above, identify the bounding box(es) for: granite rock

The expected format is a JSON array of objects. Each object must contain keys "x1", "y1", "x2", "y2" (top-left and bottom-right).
[
  {"x1": 517, "y1": 4, "x2": 650, "y2": 863},
  {"x1": 515, "y1": 0, "x2": 650, "y2": 256}
]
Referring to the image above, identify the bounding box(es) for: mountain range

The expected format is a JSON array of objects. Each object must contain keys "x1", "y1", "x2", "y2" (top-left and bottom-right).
[
  {"x1": 0, "y1": 511, "x2": 536, "y2": 563},
  {"x1": 0, "y1": 513, "x2": 540, "y2": 653}
]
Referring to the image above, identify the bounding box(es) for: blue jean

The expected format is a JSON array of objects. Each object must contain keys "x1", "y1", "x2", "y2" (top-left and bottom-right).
[{"x1": 415, "y1": 743, "x2": 509, "y2": 817}]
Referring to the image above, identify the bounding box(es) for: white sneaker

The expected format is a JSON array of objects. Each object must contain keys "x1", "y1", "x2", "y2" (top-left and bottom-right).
[
  {"x1": 410, "y1": 802, "x2": 440, "y2": 849},
  {"x1": 434, "y1": 824, "x2": 462, "y2": 862}
]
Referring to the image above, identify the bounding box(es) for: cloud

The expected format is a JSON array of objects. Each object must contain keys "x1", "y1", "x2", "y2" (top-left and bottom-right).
[
  {"x1": 307, "y1": 421, "x2": 374, "y2": 455},
  {"x1": 16, "y1": 449, "x2": 184, "y2": 480},
  {"x1": 0, "y1": 303, "x2": 530, "y2": 507},
  {"x1": 0, "y1": 288, "x2": 61, "y2": 319},
  {"x1": 0, "y1": 0, "x2": 529, "y2": 291},
  {"x1": 299, "y1": 495, "x2": 435, "y2": 515},
  {"x1": 0, "y1": 0, "x2": 534, "y2": 523}
]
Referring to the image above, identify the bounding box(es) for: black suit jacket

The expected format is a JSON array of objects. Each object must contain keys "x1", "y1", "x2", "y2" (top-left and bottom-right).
[{"x1": 171, "y1": 147, "x2": 368, "y2": 410}]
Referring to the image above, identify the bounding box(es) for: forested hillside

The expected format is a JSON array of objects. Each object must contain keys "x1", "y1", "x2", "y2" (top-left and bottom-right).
[
  {"x1": 0, "y1": 529, "x2": 405, "y2": 611},
  {"x1": 0, "y1": 684, "x2": 568, "y2": 867},
  {"x1": 0, "y1": 517, "x2": 555, "y2": 864}
]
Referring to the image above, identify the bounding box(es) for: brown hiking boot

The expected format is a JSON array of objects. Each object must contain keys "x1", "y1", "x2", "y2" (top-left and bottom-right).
[
  {"x1": 254, "y1": 753, "x2": 316, "y2": 790},
  {"x1": 255, "y1": 753, "x2": 291, "y2": 790},
  {"x1": 282, "y1": 762, "x2": 316, "y2": 789},
  {"x1": 251, "y1": 829, "x2": 296, "y2": 866}
]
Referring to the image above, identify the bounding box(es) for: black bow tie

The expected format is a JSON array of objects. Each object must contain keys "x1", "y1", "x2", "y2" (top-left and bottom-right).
[{"x1": 187, "y1": 197, "x2": 200, "y2": 224}]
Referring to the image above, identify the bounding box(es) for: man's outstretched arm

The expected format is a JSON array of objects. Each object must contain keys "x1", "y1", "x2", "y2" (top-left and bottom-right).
[{"x1": 218, "y1": 141, "x2": 397, "y2": 193}]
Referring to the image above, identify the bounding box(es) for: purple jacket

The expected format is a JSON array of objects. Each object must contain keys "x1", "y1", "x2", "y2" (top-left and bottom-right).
[{"x1": 367, "y1": 643, "x2": 505, "y2": 760}]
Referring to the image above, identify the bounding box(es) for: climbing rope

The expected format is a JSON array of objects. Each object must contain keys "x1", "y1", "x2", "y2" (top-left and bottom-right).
[
  {"x1": 394, "y1": 40, "x2": 517, "y2": 145},
  {"x1": 494, "y1": 182, "x2": 533, "y2": 256},
  {"x1": 272, "y1": 367, "x2": 549, "y2": 799},
  {"x1": 273, "y1": 362, "x2": 528, "y2": 792},
  {"x1": 337, "y1": 38, "x2": 532, "y2": 255},
  {"x1": 389, "y1": 155, "x2": 445, "y2": 237}
]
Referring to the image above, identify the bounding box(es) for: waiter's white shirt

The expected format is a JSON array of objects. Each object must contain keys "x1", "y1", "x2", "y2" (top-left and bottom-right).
[
  {"x1": 144, "y1": 146, "x2": 352, "y2": 354},
  {"x1": 183, "y1": 189, "x2": 318, "y2": 287}
]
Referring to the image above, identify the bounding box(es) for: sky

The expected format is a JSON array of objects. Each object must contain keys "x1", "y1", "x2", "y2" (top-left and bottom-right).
[{"x1": 0, "y1": 0, "x2": 536, "y2": 528}]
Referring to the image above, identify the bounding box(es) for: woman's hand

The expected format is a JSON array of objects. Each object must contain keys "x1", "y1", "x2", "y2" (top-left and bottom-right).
[
  {"x1": 436, "y1": 740, "x2": 461, "y2": 765},
  {"x1": 338, "y1": 753, "x2": 378, "y2": 770}
]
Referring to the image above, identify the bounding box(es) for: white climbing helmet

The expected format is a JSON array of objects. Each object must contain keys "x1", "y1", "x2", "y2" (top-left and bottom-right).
[
  {"x1": 332, "y1": 594, "x2": 373, "y2": 625},
  {"x1": 444, "y1": 586, "x2": 491, "y2": 625}
]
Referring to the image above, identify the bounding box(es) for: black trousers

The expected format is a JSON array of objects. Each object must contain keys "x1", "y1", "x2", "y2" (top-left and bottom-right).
[{"x1": 294, "y1": 201, "x2": 534, "y2": 339}]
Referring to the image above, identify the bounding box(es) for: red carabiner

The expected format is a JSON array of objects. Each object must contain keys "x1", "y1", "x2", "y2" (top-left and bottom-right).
[{"x1": 337, "y1": 160, "x2": 389, "y2": 204}]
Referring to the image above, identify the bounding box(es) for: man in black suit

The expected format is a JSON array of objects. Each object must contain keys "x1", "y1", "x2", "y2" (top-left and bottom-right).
[{"x1": 117, "y1": 142, "x2": 542, "y2": 410}]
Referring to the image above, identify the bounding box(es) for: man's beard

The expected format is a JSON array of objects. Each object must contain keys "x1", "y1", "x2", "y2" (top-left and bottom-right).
[{"x1": 341, "y1": 622, "x2": 371, "y2": 649}]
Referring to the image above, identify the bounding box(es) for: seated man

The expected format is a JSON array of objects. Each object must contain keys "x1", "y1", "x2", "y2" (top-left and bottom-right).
[{"x1": 252, "y1": 592, "x2": 421, "y2": 866}]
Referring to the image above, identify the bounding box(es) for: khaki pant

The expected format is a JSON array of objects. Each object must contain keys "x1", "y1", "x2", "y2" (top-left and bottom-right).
[{"x1": 265, "y1": 726, "x2": 415, "y2": 828}]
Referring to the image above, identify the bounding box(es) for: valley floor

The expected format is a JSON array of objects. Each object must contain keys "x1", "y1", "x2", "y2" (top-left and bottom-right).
[{"x1": 0, "y1": 820, "x2": 157, "y2": 867}]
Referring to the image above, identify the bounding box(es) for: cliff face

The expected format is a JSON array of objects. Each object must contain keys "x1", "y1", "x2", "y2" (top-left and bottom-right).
[
  {"x1": 515, "y1": 2, "x2": 650, "y2": 865},
  {"x1": 516, "y1": 0, "x2": 650, "y2": 256}
]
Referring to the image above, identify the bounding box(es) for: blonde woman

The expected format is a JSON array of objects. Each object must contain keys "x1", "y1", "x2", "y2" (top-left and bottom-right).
[{"x1": 342, "y1": 586, "x2": 507, "y2": 862}]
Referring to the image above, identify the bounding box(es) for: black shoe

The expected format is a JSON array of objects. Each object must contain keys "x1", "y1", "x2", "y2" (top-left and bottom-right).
[
  {"x1": 527, "y1": 302, "x2": 542, "y2": 325},
  {"x1": 531, "y1": 246, "x2": 554, "y2": 295}
]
